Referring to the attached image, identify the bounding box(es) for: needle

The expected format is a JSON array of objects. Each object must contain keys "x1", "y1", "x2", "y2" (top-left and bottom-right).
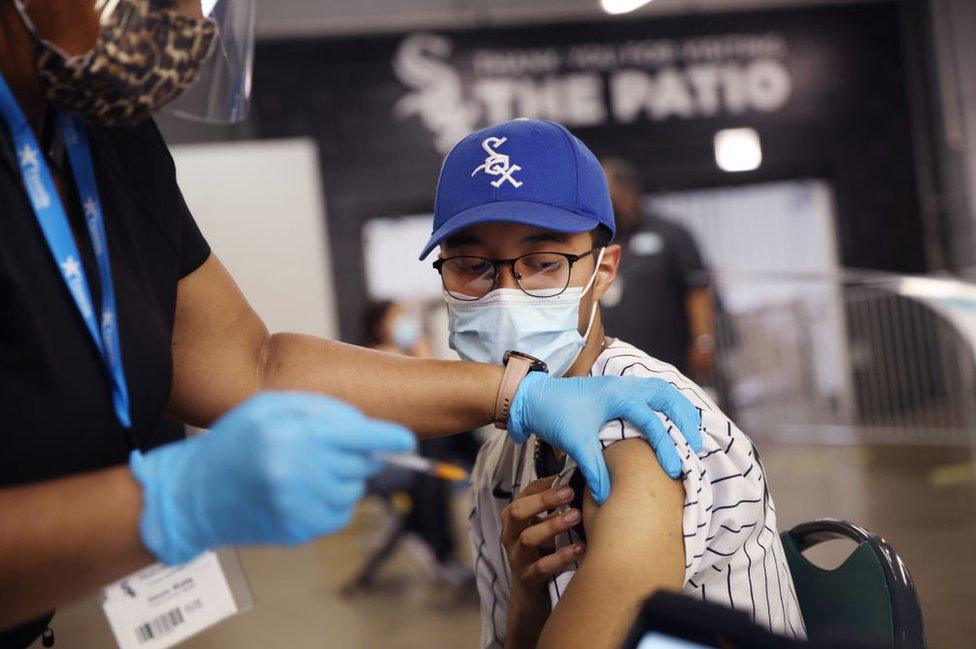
[{"x1": 375, "y1": 452, "x2": 470, "y2": 483}]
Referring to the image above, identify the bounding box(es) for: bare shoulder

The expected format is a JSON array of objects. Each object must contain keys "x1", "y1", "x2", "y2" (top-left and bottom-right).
[
  {"x1": 538, "y1": 439, "x2": 686, "y2": 649},
  {"x1": 582, "y1": 439, "x2": 685, "y2": 563}
]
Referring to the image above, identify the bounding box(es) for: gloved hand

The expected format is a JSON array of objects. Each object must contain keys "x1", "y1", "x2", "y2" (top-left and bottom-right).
[
  {"x1": 130, "y1": 392, "x2": 415, "y2": 565},
  {"x1": 508, "y1": 373, "x2": 702, "y2": 504}
]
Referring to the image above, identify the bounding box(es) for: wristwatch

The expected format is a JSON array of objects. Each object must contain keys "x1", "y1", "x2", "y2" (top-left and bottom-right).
[
  {"x1": 493, "y1": 351, "x2": 548, "y2": 430},
  {"x1": 693, "y1": 333, "x2": 716, "y2": 354}
]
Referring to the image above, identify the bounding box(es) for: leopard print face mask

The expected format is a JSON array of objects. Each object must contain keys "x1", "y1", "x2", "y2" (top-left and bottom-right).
[{"x1": 21, "y1": 0, "x2": 216, "y2": 126}]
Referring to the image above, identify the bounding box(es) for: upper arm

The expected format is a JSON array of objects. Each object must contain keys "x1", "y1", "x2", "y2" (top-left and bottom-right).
[
  {"x1": 168, "y1": 253, "x2": 270, "y2": 427},
  {"x1": 538, "y1": 439, "x2": 686, "y2": 649}
]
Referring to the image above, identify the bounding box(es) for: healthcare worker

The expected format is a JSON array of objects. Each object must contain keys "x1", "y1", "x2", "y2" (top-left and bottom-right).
[{"x1": 0, "y1": 2, "x2": 703, "y2": 646}]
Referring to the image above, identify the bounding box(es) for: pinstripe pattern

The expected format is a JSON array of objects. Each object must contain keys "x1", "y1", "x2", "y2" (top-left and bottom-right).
[{"x1": 468, "y1": 340, "x2": 806, "y2": 648}]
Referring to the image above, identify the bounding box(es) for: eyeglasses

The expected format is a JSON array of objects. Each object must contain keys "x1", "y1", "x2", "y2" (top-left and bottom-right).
[{"x1": 433, "y1": 250, "x2": 599, "y2": 301}]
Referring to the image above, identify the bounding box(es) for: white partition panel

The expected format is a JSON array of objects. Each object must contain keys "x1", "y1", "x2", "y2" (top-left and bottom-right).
[
  {"x1": 651, "y1": 179, "x2": 854, "y2": 428},
  {"x1": 362, "y1": 214, "x2": 442, "y2": 302},
  {"x1": 171, "y1": 139, "x2": 338, "y2": 338}
]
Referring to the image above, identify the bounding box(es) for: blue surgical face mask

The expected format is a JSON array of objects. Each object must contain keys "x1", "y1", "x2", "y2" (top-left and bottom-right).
[
  {"x1": 392, "y1": 316, "x2": 423, "y2": 351},
  {"x1": 445, "y1": 249, "x2": 605, "y2": 377}
]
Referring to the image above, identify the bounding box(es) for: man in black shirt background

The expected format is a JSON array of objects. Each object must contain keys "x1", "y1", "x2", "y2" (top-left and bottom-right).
[{"x1": 600, "y1": 158, "x2": 718, "y2": 383}]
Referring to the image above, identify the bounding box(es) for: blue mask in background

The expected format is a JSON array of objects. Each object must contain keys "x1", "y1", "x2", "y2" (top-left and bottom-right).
[
  {"x1": 445, "y1": 249, "x2": 604, "y2": 377},
  {"x1": 392, "y1": 316, "x2": 423, "y2": 351}
]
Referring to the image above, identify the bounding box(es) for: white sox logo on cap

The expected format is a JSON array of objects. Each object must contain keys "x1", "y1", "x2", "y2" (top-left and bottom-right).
[{"x1": 471, "y1": 136, "x2": 523, "y2": 188}]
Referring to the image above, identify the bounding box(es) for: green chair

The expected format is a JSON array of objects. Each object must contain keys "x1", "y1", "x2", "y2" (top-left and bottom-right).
[{"x1": 780, "y1": 518, "x2": 925, "y2": 648}]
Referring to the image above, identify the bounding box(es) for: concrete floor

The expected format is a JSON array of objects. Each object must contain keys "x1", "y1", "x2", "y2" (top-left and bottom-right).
[
  {"x1": 43, "y1": 443, "x2": 976, "y2": 648},
  {"x1": 762, "y1": 444, "x2": 976, "y2": 649}
]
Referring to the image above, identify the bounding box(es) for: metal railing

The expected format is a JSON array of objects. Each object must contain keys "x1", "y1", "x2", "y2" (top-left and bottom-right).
[{"x1": 712, "y1": 270, "x2": 976, "y2": 446}]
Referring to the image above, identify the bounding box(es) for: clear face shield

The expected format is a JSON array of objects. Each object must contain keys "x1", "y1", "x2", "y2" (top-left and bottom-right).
[
  {"x1": 12, "y1": 0, "x2": 256, "y2": 125},
  {"x1": 164, "y1": 0, "x2": 257, "y2": 124}
]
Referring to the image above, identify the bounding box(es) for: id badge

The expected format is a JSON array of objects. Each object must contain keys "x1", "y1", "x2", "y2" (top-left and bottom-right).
[{"x1": 102, "y1": 548, "x2": 253, "y2": 649}]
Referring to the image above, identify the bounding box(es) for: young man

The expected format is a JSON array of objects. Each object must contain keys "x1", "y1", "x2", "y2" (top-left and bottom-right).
[{"x1": 419, "y1": 119, "x2": 806, "y2": 649}]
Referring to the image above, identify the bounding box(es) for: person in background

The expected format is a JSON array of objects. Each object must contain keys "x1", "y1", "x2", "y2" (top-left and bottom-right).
[
  {"x1": 363, "y1": 300, "x2": 432, "y2": 358},
  {"x1": 600, "y1": 158, "x2": 718, "y2": 384}
]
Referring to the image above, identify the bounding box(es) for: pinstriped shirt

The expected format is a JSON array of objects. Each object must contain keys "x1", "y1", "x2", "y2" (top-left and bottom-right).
[{"x1": 468, "y1": 340, "x2": 806, "y2": 648}]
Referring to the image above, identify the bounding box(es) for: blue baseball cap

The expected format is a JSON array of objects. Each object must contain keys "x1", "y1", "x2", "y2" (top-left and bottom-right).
[{"x1": 419, "y1": 119, "x2": 616, "y2": 260}]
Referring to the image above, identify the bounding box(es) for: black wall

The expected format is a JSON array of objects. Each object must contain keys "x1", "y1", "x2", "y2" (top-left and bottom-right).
[{"x1": 250, "y1": 1, "x2": 924, "y2": 341}]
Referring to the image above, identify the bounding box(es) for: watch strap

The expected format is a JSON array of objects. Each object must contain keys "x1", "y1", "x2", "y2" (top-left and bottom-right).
[{"x1": 493, "y1": 354, "x2": 534, "y2": 430}]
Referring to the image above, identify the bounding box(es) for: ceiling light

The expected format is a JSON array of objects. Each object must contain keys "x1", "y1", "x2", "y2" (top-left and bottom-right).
[
  {"x1": 714, "y1": 127, "x2": 762, "y2": 173},
  {"x1": 600, "y1": 0, "x2": 654, "y2": 15}
]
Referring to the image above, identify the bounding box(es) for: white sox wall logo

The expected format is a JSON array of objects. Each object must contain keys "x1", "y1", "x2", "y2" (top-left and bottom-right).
[
  {"x1": 392, "y1": 32, "x2": 793, "y2": 155},
  {"x1": 471, "y1": 137, "x2": 523, "y2": 188},
  {"x1": 392, "y1": 34, "x2": 478, "y2": 154}
]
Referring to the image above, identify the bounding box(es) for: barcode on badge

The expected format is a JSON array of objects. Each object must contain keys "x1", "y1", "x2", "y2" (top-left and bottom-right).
[{"x1": 134, "y1": 608, "x2": 184, "y2": 644}]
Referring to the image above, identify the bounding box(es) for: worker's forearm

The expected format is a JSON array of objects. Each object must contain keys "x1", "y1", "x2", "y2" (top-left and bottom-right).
[
  {"x1": 260, "y1": 332, "x2": 503, "y2": 438},
  {"x1": 0, "y1": 466, "x2": 154, "y2": 629}
]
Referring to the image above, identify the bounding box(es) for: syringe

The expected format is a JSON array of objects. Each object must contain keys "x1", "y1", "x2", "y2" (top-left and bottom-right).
[{"x1": 375, "y1": 452, "x2": 470, "y2": 483}]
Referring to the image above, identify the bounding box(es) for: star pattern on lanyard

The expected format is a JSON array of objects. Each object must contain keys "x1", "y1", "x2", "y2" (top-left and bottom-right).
[
  {"x1": 84, "y1": 197, "x2": 99, "y2": 217},
  {"x1": 17, "y1": 142, "x2": 39, "y2": 168},
  {"x1": 60, "y1": 254, "x2": 82, "y2": 281}
]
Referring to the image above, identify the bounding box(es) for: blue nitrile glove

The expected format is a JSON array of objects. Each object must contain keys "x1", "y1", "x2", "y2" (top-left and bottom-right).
[
  {"x1": 129, "y1": 392, "x2": 416, "y2": 565},
  {"x1": 508, "y1": 373, "x2": 702, "y2": 504}
]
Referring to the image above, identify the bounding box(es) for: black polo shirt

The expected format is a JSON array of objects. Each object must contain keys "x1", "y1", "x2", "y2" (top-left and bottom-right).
[
  {"x1": 0, "y1": 114, "x2": 209, "y2": 645},
  {"x1": 600, "y1": 215, "x2": 708, "y2": 373},
  {"x1": 0, "y1": 113, "x2": 210, "y2": 485}
]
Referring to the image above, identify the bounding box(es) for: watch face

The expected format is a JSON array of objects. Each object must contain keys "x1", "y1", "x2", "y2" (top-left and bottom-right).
[{"x1": 505, "y1": 351, "x2": 549, "y2": 373}]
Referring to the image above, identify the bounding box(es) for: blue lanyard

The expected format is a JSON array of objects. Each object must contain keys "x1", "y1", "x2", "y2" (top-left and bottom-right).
[{"x1": 0, "y1": 72, "x2": 131, "y2": 429}]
